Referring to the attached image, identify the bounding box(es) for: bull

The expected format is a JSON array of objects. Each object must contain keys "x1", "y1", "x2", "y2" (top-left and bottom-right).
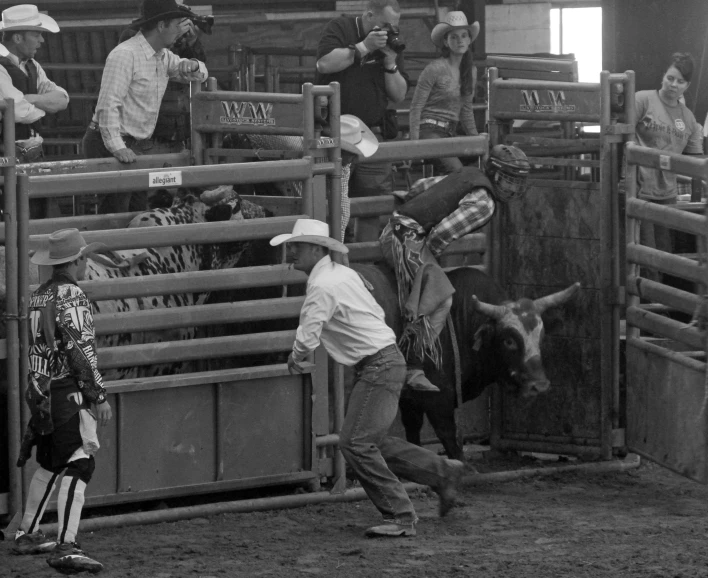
[{"x1": 352, "y1": 263, "x2": 579, "y2": 461}]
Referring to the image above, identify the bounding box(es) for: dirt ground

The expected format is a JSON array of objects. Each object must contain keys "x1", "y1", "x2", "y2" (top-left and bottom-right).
[{"x1": 4, "y1": 452, "x2": 708, "y2": 578}]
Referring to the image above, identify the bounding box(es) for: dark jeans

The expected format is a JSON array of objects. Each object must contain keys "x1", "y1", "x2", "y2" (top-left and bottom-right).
[
  {"x1": 81, "y1": 125, "x2": 182, "y2": 214},
  {"x1": 419, "y1": 124, "x2": 463, "y2": 175},
  {"x1": 339, "y1": 344, "x2": 452, "y2": 525}
]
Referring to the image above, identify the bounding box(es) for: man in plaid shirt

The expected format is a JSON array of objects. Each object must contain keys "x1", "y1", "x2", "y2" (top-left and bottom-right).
[
  {"x1": 81, "y1": 0, "x2": 208, "y2": 214},
  {"x1": 380, "y1": 145, "x2": 530, "y2": 391}
]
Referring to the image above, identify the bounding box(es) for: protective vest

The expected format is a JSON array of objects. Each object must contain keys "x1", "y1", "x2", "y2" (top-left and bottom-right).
[
  {"x1": 398, "y1": 167, "x2": 494, "y2": 233},
  {"x1": 0, "y1": 55, "x2": 39, "y2": 140}
]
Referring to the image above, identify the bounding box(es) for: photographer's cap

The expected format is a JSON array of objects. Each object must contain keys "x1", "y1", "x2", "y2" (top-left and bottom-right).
[
  {"x1": 340, "y1": 115, "x2": 379, "y2": 158},
  {"x1": 131, "y1": 0, "x2": 197, "y2": 27}
]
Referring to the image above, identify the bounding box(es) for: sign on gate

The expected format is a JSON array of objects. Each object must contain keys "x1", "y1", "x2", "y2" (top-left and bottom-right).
[{"x1": 149, "y1": 170, "x2": 183, "y2": 188}]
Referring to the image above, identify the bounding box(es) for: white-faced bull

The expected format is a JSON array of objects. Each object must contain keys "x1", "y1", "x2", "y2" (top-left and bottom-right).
[{"x1": 352, "y1": 264, "x2": 580, "y2": 461}]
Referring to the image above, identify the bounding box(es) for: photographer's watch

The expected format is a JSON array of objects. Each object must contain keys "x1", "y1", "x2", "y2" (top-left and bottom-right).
[{"x1": 384, "y1": 64, "x2": 399, "y2": 74}]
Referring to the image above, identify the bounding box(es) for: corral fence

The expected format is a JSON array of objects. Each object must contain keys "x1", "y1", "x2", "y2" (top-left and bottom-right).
[{"x1": 624, "y1": 144, "x2": 708, "y2": 483}]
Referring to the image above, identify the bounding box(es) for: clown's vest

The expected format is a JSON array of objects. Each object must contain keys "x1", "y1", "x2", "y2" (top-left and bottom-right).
[
  {"x1": 0, "y1": 56, "x2": 39, "y2": 140},
  {"x1": 397, "y1": 166, "x2": 494, "y2": 233}
]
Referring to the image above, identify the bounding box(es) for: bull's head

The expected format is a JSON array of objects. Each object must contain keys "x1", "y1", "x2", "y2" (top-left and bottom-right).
[{"x1": 471, "y1": 282, "x2": 580, "y2": 398}]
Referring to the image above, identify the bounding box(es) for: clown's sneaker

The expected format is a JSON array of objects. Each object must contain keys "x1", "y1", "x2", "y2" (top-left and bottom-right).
[
  {"x1": 47, "y1": 542, "x2": 103, "y2": 574},
  {"x1": 13, "y1": 530, "x2": 57, "y2": 555}
]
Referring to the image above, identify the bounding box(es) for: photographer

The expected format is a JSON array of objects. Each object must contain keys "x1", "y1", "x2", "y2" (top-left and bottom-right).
[
  {"x1": 316, "y1": 0, "x2": 409, "y2": 200},
  {"x1": 81, "y1": 0, "x2": 207, "y2": 214}
]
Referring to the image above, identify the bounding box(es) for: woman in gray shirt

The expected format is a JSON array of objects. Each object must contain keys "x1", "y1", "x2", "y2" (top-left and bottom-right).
[{"x1": 409, "y1": 11, "x2": 480, "y2": 174}]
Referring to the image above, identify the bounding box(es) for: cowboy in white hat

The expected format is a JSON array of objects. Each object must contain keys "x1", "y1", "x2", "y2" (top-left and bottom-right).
[
  {"x1": 0, "y1": 5, "x2": 68, "y2": 215},
  {"x1": 84, "y1": 0, "x2": 208, "y2": 215},
  {"x1": 14, "y1": 228, "x2": 111, "y2": 574},
  {"x1": 271, "y1": 218, "x2": 464, "y2": 538}
]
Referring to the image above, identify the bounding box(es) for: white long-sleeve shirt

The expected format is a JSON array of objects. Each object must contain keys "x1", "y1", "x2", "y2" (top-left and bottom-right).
[
  {"x1": 292, "y1": 255, "x2": 396, "y2": 367},
  {"x1": 0, "y1": 48, "x2": 68, "y2": 125}
]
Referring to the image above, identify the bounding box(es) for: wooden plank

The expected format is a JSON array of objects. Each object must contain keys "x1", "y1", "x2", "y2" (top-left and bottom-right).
[
  {"x1": 94, "y1": 297, "x2": 304, "y2": 335},
  {"x1": 104, "y1": 363, "x2": 312, "y2": 394},
  {"x1": 350, "y1": 196, "x2": 396, "y2": 218},
  {"x1": 99, "y1": 331, "x2": 295, "y2": 369},
  {"x1": 626, "y1": 340, "x2": 708, "y2": 483},
  {"x1": 56, "y1": 265, "x2": 307, "y2": 302},
  {"x1": 29, "y1": 215, "x2": 308, "y2": 251},
  {"x1": 525, "y1": 157, "x2": 600, "y2": 168},
  {"x1": 347, "y1": 234, "x2": 487, "y2": 263},
  {"x1": 507, "y1": 183, "x2": 600, "y2": 240}
]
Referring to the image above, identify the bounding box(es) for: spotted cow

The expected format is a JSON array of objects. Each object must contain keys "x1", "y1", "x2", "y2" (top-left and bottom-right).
[{"x1": 0, "y1": 186, "x2": 270, "y2": 382}]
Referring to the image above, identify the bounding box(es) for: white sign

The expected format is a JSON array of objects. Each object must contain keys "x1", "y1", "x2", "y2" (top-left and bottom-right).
[
  {"x1": 659, "y1": 155, "x2": 671, "y2": 170},
  {"x1": 149, "y1": 170, "x2": 182, "y2": 188}
]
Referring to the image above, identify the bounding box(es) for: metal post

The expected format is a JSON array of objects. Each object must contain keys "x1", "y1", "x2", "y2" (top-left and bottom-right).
[
  {"x1": 17, "y1": 173, "x2": 30, "y2": 457},
  {"x1": 3, "y1": 98, "x2": 22, "y2": 516},
  {"x1": 328, "y1": 83, "x2": 343, "y2": 244},
  {"x1": 206, "y1": 78, "x2": 221, "y2": 166},
  {"x1": 625, "y1": 71, "x2": 639, "y2": 342},
  {"x1": 190, "y1": 80, "x2": 203, "y2": 166}
]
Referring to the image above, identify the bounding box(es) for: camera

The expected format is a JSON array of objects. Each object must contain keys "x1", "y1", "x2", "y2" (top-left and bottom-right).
[
  {"x1": 179, "y1": 4, "x2": 215, "y2": 35},
  {"x1": 382, "y1": 23, "x2": 405, "y2": 54}
]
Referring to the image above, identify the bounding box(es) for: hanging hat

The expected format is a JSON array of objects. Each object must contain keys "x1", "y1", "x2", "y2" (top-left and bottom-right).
[
  {"x1": 270, "y1": 219, "x2": 349, "y2": 253},
  {"x1": 0, "y1": 5, "x2": 59, "y2": 33},
  {"x1": 340, "y1": 115, "x2": 379, "y2": 158},
  {"x1": 131, "y1": 0, "x2": 196, "y2": 27},
  {"x1": 31, "y1": 228, "x2": 106, "y2": 266},
  {"x1": 430, "y1": 11, "x2": 480, "y2": 49}
]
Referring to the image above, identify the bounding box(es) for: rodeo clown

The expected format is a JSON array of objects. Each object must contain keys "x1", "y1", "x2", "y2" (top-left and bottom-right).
[
  {"x1": 380, "y1": 143, "x2": 531, "y2": 392},
  {"x1": 13, "y1": 229, "x2": 112, "y2": 574}
]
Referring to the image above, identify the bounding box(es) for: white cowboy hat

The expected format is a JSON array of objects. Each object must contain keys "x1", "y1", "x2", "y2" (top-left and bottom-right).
[
  {"x1": 31, "y1": 228, "x2": 106, "y2": 266},
  {"x1": 0, "y1": 5, "x2": 59, "y2": 34},
  {"x1": 430, "y1": 11, "x2": 480, "y2": 49},
  {"x1": 340, "y1": 114, "x2": 379, "y2": 158},
  {"x1": 270, "y1": 219, "x2": 349, "y2": 254}
]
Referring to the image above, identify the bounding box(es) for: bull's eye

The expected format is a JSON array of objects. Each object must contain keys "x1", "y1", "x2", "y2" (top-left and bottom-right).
[{"x1": 503, "y1": 337, "x2": 518, "y2": 350}]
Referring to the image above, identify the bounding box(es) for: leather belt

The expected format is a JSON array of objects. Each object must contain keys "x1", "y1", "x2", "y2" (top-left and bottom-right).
[{"x1": 421, "y1": 118, "x2": 455, "y2": 130}]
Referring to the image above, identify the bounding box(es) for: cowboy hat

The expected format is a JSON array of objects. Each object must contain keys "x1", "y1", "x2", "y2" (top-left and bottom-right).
[
  {"x1": 0, "y1": 4, "x2": 59, "y2": 34},
  {"x1": 340, "y1": 115, "x2": 379, "y2": 158},
  {"x1": 430, "y1": 11, "x2": 480, "y2": 49},
  {"x1": 131, "y1": 0, "x2": 197, "y2": 27},
  {"x1": 270, "y1": 219, "x2": 349, "y2": 254},
  {"x1": 31, "y1": 228, "x2": 106, "y2": 266}
]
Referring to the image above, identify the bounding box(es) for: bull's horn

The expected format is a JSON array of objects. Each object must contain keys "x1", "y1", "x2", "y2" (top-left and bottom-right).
[
  {"x1": 471, "y1": 295, "x2": 506, "y2": 320},
  {"x1": 200, "y1": 185, "x2": 235, "y2": 205},
  {"x1": 532, "y1": 282, "x2": 581, "y2": 314}
]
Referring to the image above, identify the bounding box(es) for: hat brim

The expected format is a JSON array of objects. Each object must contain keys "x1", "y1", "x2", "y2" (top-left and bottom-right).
[
  {"x1": 0, "y1": 14, "x2": 60, "y2": 34},
  {"x1": 340, "y1": 124, "x2": 379, "y2": 159},
  {"x1": 270, "y1": 233, "x2": 349, "y2": 254},
  {"x1": 31, "y1": 241, "x2": 106, "y2": 266},
  {"x1": 431, "y1": 20, "x2": 480, "y2": 48},
  {"x1": 131, "y1": 9, "x2": 196, "y2": 27}
]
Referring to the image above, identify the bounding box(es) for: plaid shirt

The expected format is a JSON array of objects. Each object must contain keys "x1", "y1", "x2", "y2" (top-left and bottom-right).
[
  {"x1": 94, "y1": 31, "x2": 207, "y2": 153},
  {"x1": 394, "y1": 188, "x2": 495, "y2": 258}
]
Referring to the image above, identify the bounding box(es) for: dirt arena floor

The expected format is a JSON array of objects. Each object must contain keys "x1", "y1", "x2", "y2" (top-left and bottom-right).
[{"x1": 4, "y1": 450, "x2": 708, "y2": 578}]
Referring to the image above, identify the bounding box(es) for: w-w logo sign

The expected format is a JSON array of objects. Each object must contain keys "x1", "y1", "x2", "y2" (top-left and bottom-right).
[
  {"x1": 220, "y1": 101, "x2": 275, "y2": 125},
  {"x1": 520, "y1": 90, "x2": 575, "y2": 113}
]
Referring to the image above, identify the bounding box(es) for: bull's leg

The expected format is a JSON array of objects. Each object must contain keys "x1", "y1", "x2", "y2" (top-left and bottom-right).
[
  {"x1": 398, "y1": 396, "x2": 424, "y2": 447},
  {"x1": 425, "y1": 406, "x2": 464, "y2": 461}
]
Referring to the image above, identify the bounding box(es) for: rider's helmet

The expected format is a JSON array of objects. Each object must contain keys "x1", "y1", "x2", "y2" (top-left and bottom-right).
[{"x1": 485, "y1": 144, "x2": 531, "y2": 202}]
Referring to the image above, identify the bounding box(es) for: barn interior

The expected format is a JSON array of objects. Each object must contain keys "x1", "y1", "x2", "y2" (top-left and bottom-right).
[{"x1": 2, "y1": 0, "x2": 708, "y2": 539}]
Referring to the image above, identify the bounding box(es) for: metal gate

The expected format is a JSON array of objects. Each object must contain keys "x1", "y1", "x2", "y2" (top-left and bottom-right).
[
  {"x1": 624, "y1": 143, "x2": 708, "y2": 483},
  {"x1": 488, "y1": 69, "x2": 634, "y2": 459}
]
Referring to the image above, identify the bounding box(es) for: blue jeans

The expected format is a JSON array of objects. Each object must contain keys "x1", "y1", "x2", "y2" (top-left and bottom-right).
[
  {"x1": 339, "y1": 344, "x2": 452, "y2": 524},
  {"x1": 419, "y1": 124, "x2": 463, "y2": 175},
  {"x1": 348, "y1": 131, "x2": 392, "y2": 197}
]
